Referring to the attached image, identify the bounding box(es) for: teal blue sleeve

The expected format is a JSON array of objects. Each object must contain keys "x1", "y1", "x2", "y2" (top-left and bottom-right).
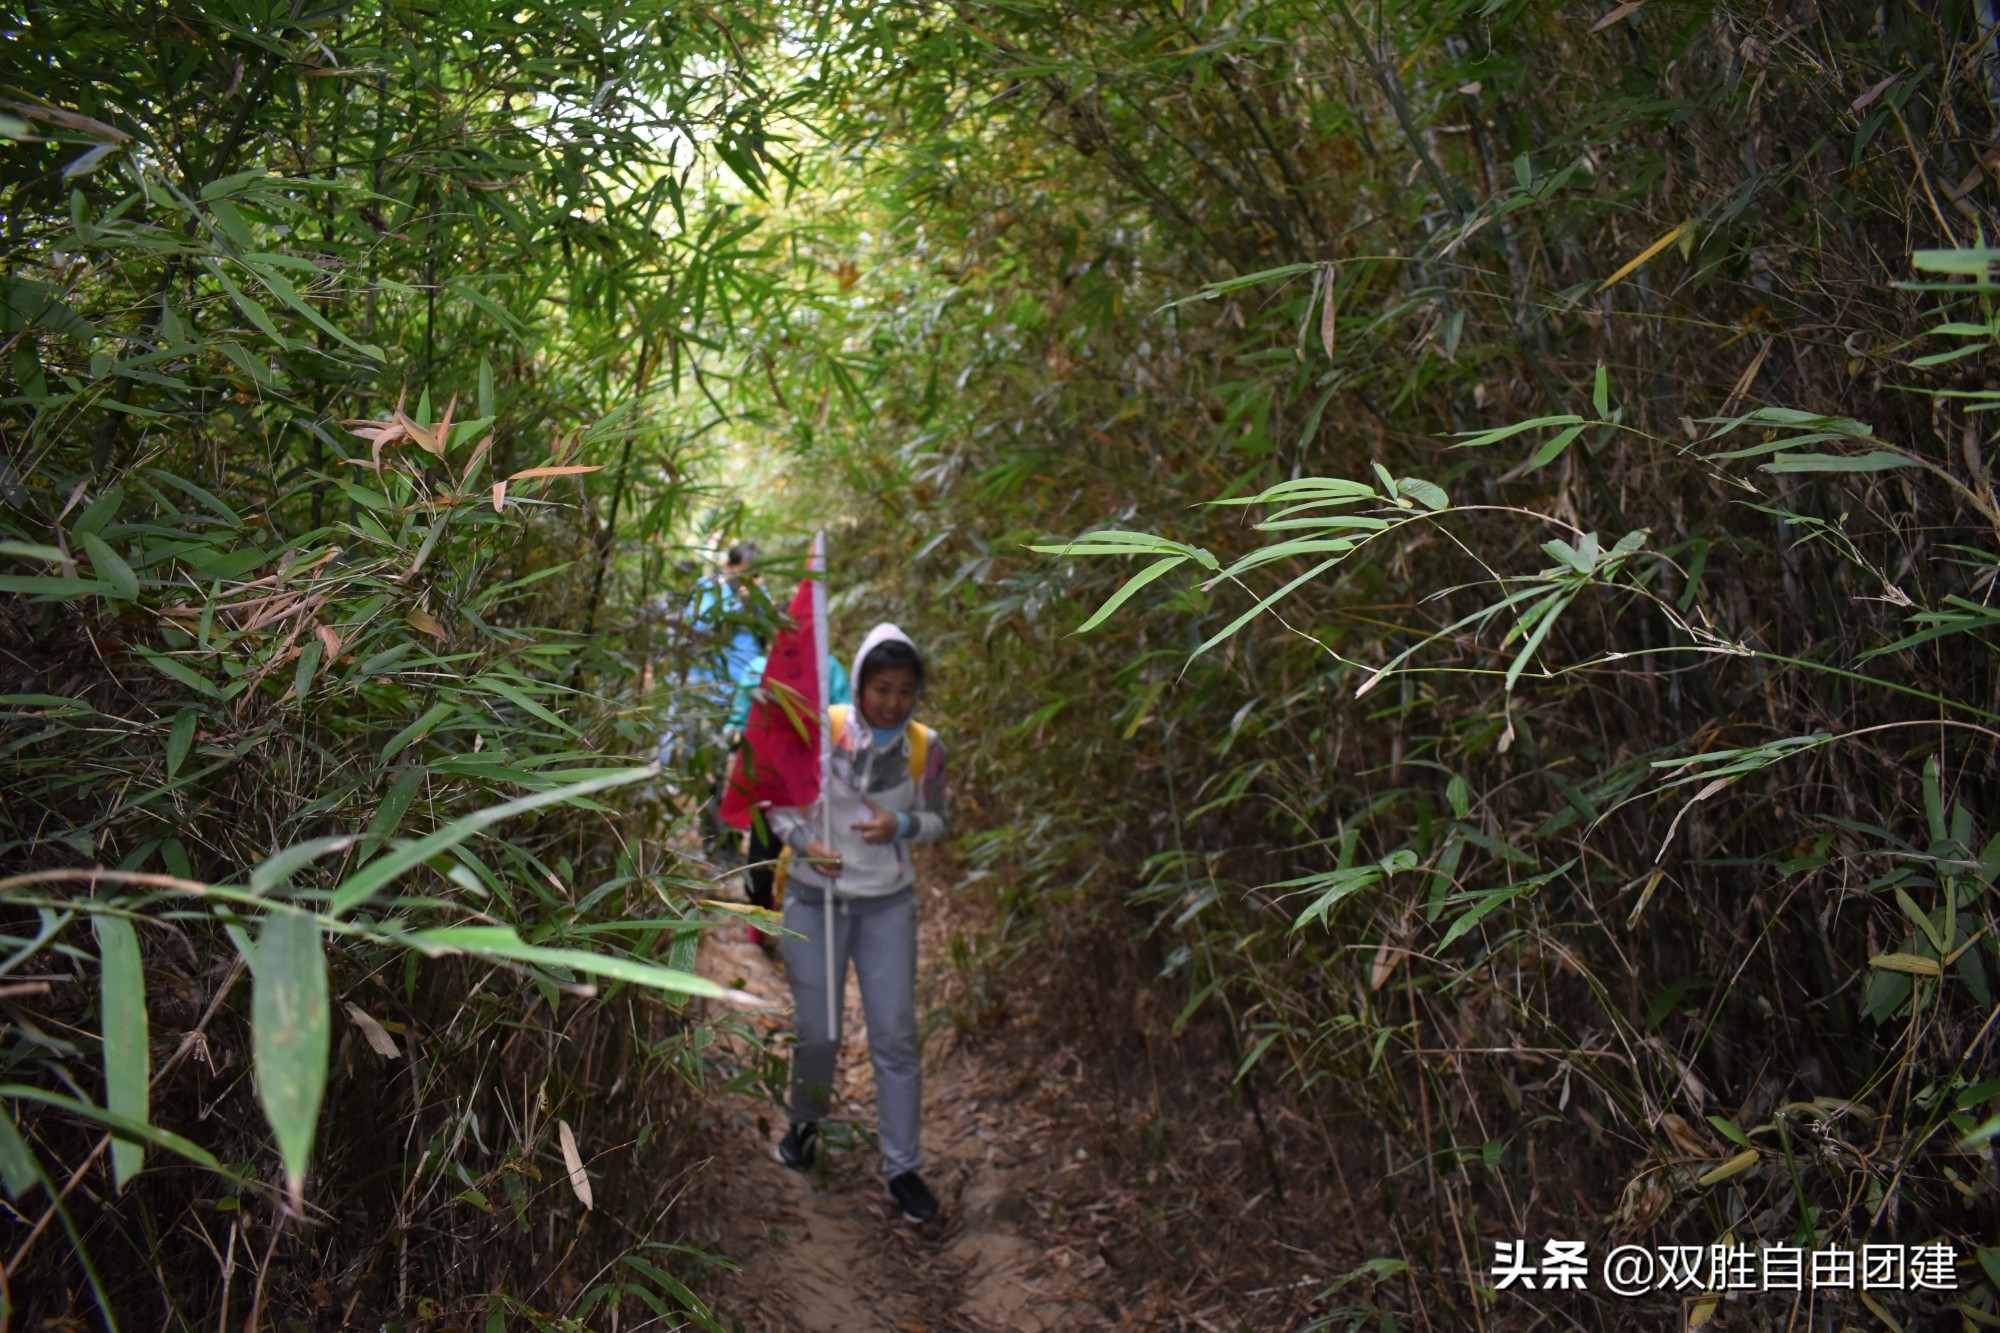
[
  {"x1": 828, "y1": 657, "x2": 851, "y2": 706},
  {"x1": 727, "y1": 652, "x2": 767, "y2": 727}
]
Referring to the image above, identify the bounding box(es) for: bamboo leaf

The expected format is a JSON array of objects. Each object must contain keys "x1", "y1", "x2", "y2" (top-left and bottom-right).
[
  {"x1": 1288, "y1": 851, "x2": 1420, "y2": 933},
  {"x1": 1869, "y1": 951, "x2": 1943, "y2": 977},
  {"x1": 408, "y1": 924, "x2": 734, "y2": 1001},
  {"x1": 252, "y1": 908, "x2": 329, "y2": 1204},
  {"x1": 145, "y1": 468, "x2": 243, "y2": 526},
  {"x1": 1215, "y1": 478, "x2": 1378, "y2": 507},
  {"x1": 335, "y1": 479, "x2": 393, "y2": 512},
  {"x1": 1162, "y1": 261, "x2": 1321, "y2": 307},
  {"x1": 1437, "y1": 883, "x2": 1529, "y2": 951},
  {"x1": 1526, "y1": 423, "x2": 1585, "y2": 471},
  {"x1": 1912, "y1": 247, "x2": 2000, "y2": 275},
  {"x1": 1446, "y1": 776, "x2": 1471, "y2": 819},
  {"x1": 79, "y1": 533, "x2": 138, "y2": 600},
  {"x1": 0, "y1": 575, "x2": 111, "y2": 599},
  {"x1": 0, "y1": 1085, "x2": 228, "y2": 1175},
  {"x1": 330, "y1": 766, "x2": 656, "y2": 916},
  {"x1": 293, "y1": 637, "x2": 322, "y2": 701},
  {"x1": 342, "y1": 1003, "x2": 401, "y2": 1059},
  {"x1": 1589, "y1": 0, "x2": 1646, "y2": 32},
  {"x1": 1213, "y1": 537, "x2": 1360, "y2": 580},
  {"x1": 1073, "y1": 555, "x2": 1187, "y2": 634},
  {"x1": 476, "y1": 675, "x2": 577, "y2": 734},
  {"x1": 1191, "y1": 558, "x2": 1342, "y2": 660},
  {"x1": 207, "y1": 199, "x2": 253, "y2": 248},
  {"x1": 0, "y1": 1111, "x2": 41, "y2": 1198},
  {"x1": 166, "y1": 708, "x2": 198, "y2": 777},
  {"x1": 1893, "y1": 886, "x2": 1946, "y2": 955},
  {"x1": 1504, "y1": 588, "x2": 1578, "y2": 693},
  {"x1": 1450, "y1": 414, "x2": 1584, "y2": 449},
  {"x1": 1695, "y1": 1148, "x2": 1759, "y2": 1186},
  {"x1": 506, "y1": 465, "x2": 605, "y2": 480},
  {"x1": 1599, "y1": 220, "x2": 1691, "y2": 290},
  {"x1": 558, "y1": 1119, "x2": 593, "y2": 1209},
  {"x1": 381, "y1": 702, "x2": 455, "y2": 762},
  {"x1": 1922, "y1": 755, "x2": 1946, "y2": 844},
  {"x1": 208, "y1": 265, "x2": 295, "y2": 349},
  {"x1": 359, "y1": 765, "x2": 428, "y2": 859},
  {"x1": 95, "y1": 915, "x2": 148, "y2": 1191},
  {"x1": 405, "y1": 608, "x2": 447, "y2": 640},
  {"x1": 134, "y1": 647, "x2": 222, "y2": 700},
  {"x1": 1706, "y1": 1115, "x2": 1754, "y2": 1149},
  {"x1": 1396, "y1": 477, "x2": 1449, "y2": 510},
  {"x1": 245, "y1": 262, "x2": 384, "y2": 360},
  {"x1": 1030, "y1": 530, "x2": 1220, "y2": 569},
  {"x1": 250, "y1": 835, "x2": 358, "y2": 896},
  {"x1": 1319, "y1": 268, "x2": 1338, "y2": 360},
  {"x1": 1758, "y1": 450, "x2": 1916, "y2": 473}
]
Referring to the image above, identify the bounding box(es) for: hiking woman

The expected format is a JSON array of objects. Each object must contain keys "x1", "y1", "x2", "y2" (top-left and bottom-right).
[{"x1": 765, "y1": 623, "x2": 947, "y2": 1223}]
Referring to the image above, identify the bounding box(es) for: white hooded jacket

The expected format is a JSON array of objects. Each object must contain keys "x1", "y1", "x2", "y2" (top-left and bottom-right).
[{"x1": 768, "y1": 623, "x2": 948, "y2": 900}]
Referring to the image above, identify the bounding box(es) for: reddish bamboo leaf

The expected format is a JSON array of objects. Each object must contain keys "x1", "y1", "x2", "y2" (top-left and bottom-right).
[
  {"x1": 461, "y1": 433, "x2": 494, "y2": 486},
  {"x1": 506, "y1": 465, "x2": 604, "y2": 480}
]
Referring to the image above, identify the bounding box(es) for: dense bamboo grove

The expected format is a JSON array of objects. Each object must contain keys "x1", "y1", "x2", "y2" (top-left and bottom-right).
[
  {"x1": 0, "y1": 0, "x2": 813, "y2": 1323},
  {"x1": 5, "y1": 0, "x2": 2000, "y2": 1328},
  {"x1": 739, "y1": 1, "x2": 2000, "y2": 1327}
]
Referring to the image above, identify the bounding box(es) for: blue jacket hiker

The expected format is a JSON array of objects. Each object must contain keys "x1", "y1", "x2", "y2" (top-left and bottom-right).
[
  {"x1": 766, "y1": 623, "x2": 947, "y2": 1224},
  {"x1": 683, "y1": 571, "x2": 762, "y2": 699},
  {"x1": 654, "y1": 547, "x2": 762, "y2": 778}
]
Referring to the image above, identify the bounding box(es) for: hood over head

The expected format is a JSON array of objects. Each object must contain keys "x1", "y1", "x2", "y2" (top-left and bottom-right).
[{"x1": 849, "y1": 622, "x2": 922, "y2": 743}]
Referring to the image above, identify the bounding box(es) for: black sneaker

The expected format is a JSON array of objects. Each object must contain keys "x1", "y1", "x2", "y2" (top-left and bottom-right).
[
  {"x1": 886, "y1": 1171, "x2": 939, "y2": 1224},
  {"x1": 775, "y1": 1120, "x2": 817, "y2": 1170}
]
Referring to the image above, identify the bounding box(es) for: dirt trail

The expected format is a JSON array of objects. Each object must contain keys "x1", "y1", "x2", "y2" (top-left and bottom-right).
[{"x1": 693, "y1": 878, "x2": 1099, "y2": 1333}]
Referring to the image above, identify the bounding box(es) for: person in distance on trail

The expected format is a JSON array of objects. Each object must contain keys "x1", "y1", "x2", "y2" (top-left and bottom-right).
[
  {"x1": 683, "y1": 542, "x2": 764, "y2": 702},
  {"x1": 766, "y1": 624, "x2": 948, "y2": 1225},
  {"x1": 677, "y1": 543, "x2": 765, "y2": 862}
]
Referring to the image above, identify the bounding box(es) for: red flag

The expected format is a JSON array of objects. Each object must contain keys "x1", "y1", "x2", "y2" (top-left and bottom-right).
[{"x1": 719, "y1": 554, "x2": 826, "y2": 829}]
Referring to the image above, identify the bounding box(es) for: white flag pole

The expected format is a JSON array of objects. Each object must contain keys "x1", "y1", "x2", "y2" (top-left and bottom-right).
[{"x1": 810, "y1": 532, "x2": 836, "y2": 1044}]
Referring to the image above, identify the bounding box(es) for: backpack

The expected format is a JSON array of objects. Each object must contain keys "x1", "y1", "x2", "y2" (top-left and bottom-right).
[{"x1": 827, "y1": 703, "x2": 931, "y2": 781}]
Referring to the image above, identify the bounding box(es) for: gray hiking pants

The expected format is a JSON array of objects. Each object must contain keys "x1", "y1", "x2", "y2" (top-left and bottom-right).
[{"x1": 780, "y1": 888, "x2": 922, "y2": 1179}]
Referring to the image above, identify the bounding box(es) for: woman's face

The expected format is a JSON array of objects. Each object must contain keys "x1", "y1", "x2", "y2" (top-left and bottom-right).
[{"x1": 859, "y1": 666, "x2": 919, "y2": 731}]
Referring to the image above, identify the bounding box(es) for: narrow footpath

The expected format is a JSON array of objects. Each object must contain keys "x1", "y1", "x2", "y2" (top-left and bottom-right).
[
  {"x1": 690, "y1": 875, "x2": 1103, "y2": 1332},
  {"x1": 683, "y1": 862, "x2": 1351, "y2": 1332}
]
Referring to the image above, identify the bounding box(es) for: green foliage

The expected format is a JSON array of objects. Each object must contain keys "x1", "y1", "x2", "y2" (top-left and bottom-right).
[
  {"x1": 717, "y1": 0, "x2": 2000, "y2": 1324},
  {"x1": 249, "y1": 908, "x2": 327, "y2": 1205},
  {"x1": 92, "y1": 915, "x2": 146, "y2": 1192},
  {"x1": 15, "y1": 0, "x2": 2000, "y2": 1324},
  {"x1": 0, "y1": 0, "x2": 813, "y2": 1324}
]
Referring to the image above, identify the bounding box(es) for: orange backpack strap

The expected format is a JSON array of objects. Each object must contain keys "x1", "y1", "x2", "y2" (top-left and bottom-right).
[{"x1": 829, "y1": 704, "x2": 928, "y2": 781}]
